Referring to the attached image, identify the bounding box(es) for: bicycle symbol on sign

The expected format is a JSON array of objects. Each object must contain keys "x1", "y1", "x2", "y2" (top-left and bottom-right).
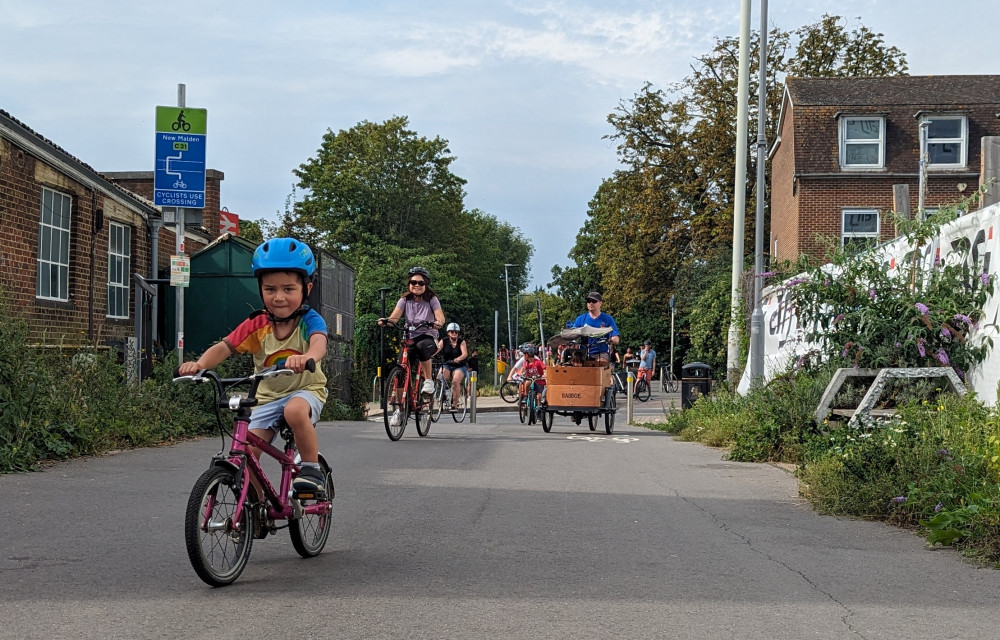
[
  {"x1": 173, "y1": 179, "x2": 187, "y2": 189},
  {"x1": 171, "y1": 110, "x2": 191, "y2": 132}
]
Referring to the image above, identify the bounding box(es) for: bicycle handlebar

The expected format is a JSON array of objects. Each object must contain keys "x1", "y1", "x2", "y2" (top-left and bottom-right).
[
  {"x1": 378, "y1": 319, "x2": 439, "y2": 336},
  {"x1": 173, "y1": 359, "x2": 316, "y2": 410}
]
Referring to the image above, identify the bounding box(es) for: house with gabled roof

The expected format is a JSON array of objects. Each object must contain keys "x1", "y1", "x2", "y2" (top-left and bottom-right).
[
  {"x1": 0, "y1": 109, "x2": 222, "y2": 353},
  {"x1": 769, "y1": 75, "x2": 1000, "y2": 263}
]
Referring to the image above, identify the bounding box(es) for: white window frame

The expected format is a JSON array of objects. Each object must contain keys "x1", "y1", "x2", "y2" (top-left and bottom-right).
[
  {"x1": 839, "y1": 115, "x2": 885, "y2": 169},
  {"x1": 841, "y1": 208, "x2": 880, "y2": 249},
  {"x1": 36, "y1": 187, "x2": 72, "y2": 301},
  {"x1": 921, "y1": 114, "x2": 968, "y2": 170},
  {"x1": 107, "y1": 222, "x2": 131, "y2": 319}
]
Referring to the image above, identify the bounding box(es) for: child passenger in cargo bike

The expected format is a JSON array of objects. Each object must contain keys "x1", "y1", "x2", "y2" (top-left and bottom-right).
[{"x1": 510, "y1": 345, "x2": 546, "y2": 406}]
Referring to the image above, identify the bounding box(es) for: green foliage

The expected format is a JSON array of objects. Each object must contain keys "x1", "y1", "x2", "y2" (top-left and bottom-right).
[
  {"x1": 553, "y1": 14, "x2": 908, "y2": 369},
  {"x1": 788, "y1": 201, "x2": 994, "y2": 376},
  {"x1": 279, "y1": 117, "x2": 533, "y2": 390}
]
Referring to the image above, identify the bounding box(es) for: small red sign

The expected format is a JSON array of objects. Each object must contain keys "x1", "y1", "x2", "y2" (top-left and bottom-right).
[{"x1": 220, "y1": 210, "x2": 239, "y2": 236}]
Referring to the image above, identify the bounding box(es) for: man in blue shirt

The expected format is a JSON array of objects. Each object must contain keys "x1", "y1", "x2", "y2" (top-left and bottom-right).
[{"x1": 572, "y1": 291, "x2": 620, "y2": 361}]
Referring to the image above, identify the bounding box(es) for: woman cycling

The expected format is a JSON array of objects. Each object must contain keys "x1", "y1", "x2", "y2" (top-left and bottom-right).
[
  {"x1": 438, "y1": 322, "x2": 469, "y2": 408},
  {"x1": 378, "y1": 267, "x2": 446, "y2": 407}
]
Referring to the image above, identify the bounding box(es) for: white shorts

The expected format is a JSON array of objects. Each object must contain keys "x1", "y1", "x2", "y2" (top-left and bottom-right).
[{"x1": 248, "y1": 390, "x2": 325, "y2": 436}]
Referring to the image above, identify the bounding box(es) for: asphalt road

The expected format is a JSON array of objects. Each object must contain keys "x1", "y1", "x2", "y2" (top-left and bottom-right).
[{"x1": 4, "y1": 413, "x2": 1000, "y2": 639}]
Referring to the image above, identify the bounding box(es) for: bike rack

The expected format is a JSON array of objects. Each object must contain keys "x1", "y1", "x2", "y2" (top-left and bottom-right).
[{"x1": 371, "y1": 375, "x2": 380, "y2": 403}]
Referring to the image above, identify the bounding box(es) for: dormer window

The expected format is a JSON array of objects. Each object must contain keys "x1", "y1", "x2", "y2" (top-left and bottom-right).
[
  {"x1": 922, "y1": 115, "x2": 967, "y2": 169},
  {"x1": 839, "y1": 115, "x2": 885, "y2": 169}
]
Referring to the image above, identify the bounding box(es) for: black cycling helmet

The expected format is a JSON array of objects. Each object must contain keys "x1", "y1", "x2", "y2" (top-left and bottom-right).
[
  {"x1": 523, "y1": 345, "x2": 538, "y2": 357},
  {"x1": 408, "y1": 266, "x2": 431, "y2": 285}
]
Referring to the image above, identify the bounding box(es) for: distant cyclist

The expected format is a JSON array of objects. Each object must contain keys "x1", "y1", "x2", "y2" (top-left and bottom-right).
[
  {"x1": 636, "y1": 340, "x2": 656, "y2": 391},
  {"x1": 438, "y1": 322, "x2": 469, "y2": 408},
  {"x1": 571, "y1": 291, "x2": 620, "y2": 361},
  {"x1": 510, "y1": 345, "x2": 546, "y2": 405}
]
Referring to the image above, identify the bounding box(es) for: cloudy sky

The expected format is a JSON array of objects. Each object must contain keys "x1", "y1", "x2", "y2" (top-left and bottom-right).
[{"x1": 3, "y1": 0, "x2": 998, "y2": 289}]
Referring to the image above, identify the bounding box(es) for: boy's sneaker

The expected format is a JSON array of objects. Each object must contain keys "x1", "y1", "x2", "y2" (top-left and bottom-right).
[
  {"x1": 293, "y1": 465, "x2": 326, "y2": 499},
  {"x1": 389, "y1": 408, "x2": 402, "y2": 427},
  {"x1": 421, "y1": 379, "x2": 435, "y2": 396}
]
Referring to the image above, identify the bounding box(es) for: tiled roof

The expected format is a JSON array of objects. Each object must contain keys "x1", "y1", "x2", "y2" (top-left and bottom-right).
[
  {"x1": 0, "y1": 108, "x2": 160, "y2": 216},
  {"x1": 786, "y1": 75, "x2": 1000, "y2": 107}
]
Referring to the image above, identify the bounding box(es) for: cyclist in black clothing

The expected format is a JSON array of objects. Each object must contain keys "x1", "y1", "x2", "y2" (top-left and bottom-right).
[
  {"x1": 438, "y1": 322, "x2": 469, "y2": 408},
  {"x1": 466, "y1": 348, "x2": 479, "y2": 374}
]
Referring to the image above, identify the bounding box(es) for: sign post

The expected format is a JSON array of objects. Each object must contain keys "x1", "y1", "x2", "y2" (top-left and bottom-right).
[{"x1": 155, "y1": 85, "x2": 206, "y2": 364}]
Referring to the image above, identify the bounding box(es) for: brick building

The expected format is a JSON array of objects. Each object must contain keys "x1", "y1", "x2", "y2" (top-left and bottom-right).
[
  {"x1": 0, "y1": 109, "x2": 221, "y2": 352},
  {"x1": 769, "y1": 75, "x2": 1000, "y2": 263}
]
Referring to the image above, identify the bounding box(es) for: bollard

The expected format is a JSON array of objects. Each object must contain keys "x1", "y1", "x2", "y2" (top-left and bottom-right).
[
  {"x1": 627, "y1": 371, "x2": 634, "y2": 424},
  {"x1": 470, "y1": 371, "x2": 478, "y2": 423}
]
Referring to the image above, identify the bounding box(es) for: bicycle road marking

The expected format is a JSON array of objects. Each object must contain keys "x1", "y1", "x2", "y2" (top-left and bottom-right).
[{"x1": 566, "y1": 435, "x2": 639, "y2": 443}]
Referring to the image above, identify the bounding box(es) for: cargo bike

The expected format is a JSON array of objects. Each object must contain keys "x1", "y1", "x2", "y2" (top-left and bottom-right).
[{"x1": 539, "y1": 326, "x2": 617, "y2": 434}]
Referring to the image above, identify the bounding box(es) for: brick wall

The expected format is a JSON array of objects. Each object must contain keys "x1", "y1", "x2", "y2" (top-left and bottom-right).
[
  {"x1": 0, "y1": 138, "x2": 154, "y2": 347},
  {"x1": 770, "y1": 98, "x2": 799, "y2": 262},
  {"x1": 103, "y1": 170, "x2": 224, "y2": 276},
  {"x1": 771, "y1": 100, "x2": 998, "y2": 264}
]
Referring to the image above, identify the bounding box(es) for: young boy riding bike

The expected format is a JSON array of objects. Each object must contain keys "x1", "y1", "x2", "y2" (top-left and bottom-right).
[{"x1": 178, "y1": 237, "x2": 330, "y2": 497}]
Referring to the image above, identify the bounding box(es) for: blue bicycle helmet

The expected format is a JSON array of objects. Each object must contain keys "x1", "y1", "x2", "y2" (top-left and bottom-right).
[{"x1": 252, "y1": 238, "x2": 316, "y2": 278}]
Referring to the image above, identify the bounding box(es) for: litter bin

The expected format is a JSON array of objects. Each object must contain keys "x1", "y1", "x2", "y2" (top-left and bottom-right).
[{"x1": 681, "y1": 362, "x2": 713, "y2": 409}]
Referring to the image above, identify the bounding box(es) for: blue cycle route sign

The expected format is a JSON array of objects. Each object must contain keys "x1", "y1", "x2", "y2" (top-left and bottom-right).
[{"x1": 154, "y1": 106, "x2": 207, "y2": 208}]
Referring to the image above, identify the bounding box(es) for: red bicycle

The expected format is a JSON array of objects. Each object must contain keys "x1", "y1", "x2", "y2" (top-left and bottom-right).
[{"x1": 380, "y1": 320, "x2": 437, "y2": 440}]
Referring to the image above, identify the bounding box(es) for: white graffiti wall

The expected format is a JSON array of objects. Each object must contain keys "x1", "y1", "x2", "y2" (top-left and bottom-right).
[{"x1": 738, "y1": 202, "x2": 1000, "y2": 404}]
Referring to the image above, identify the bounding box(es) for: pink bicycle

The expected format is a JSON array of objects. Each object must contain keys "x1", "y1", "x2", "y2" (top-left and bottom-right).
[{"x1": 174, "y1": 360, "x2": 333, "y2": 587}]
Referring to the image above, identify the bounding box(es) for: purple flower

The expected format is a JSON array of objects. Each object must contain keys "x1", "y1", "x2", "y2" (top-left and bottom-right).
[
  {"x1": 981, "y1": 272, "x2": 991, "y2": 285},
  {"x1": 833, "y1": 313, "x2": 845, "y2": 324},
  {"x1": 824, "y1": 278, "x2": 830, "y2": 287},
  {"x1": 756, "y1": 271, "x2": 776, "y2": 278},
  {"x1": 935, "y1": 502, "x2": 944, "y2": 513},
  {"x1": 937, "y1": 349, "x2": 950, "y2": 365},
  {"x1": 891, "y1": 496, "x2": 907, "y2": 504},
  {"x1": 794, "y1": 356, "x2": 804, "y2": 370},
  {"x1": 953, "y1": 313, "x2": 973, "y2": 326},
  {"x1": 915, "y1": 302, "x2": 929, "y2": 315},
  {"x1": 841, "y1": 346, "x2": 849, "y2": 357},
  {"x1": 938, "y1": 448, "x2": 952, "y2": 460},
  {"x1": 868, "y1": 289, "x2": 876, "y2": 300},
  {"x1": 786, "y1": 277, "x2": 808, "y2": 287},
  {"x1": 955, "y1": 367, "x2": 966, "y2": 382},
  {"x1": 895, "y1": 342, "x2": 902, "y2": 348},
  {"x1": 917, "y1": 338, "x2": 926, "y2": 358},
  {"x1": 941, "y1": 326, "x2": 951, "y2": 338}
]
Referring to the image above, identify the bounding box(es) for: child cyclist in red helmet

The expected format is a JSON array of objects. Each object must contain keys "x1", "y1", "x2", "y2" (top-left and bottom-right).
[{"x1": 178, "y1": 238, "x2": 330, "y2": 497}]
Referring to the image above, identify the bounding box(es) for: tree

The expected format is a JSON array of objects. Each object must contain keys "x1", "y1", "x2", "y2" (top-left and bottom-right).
[
  {"x1": 554, "y1": 14, "x2": 908, "y2": 373},
  {"x1": 281, "y1": 117, "x2": 533, "y2": 386}
]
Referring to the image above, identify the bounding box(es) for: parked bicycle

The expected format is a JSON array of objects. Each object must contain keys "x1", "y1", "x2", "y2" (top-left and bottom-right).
[
  {"x1": 660, "y1": 366, "x2": 678, "y2": 393},
  {"x1": 380, "y1": 320, "x2": 437, "y2": 440},
  {"x1": 174, "y1": 360, "x2": 333, "y2": 587}
]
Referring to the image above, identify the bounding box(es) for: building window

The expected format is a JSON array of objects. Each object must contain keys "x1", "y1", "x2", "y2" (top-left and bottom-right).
[
  {"x1": 840, "y1": 116, "x2": 885, "y2": 169},
  {"x1": 36, "y1": 187, "x2": 72, "y2": 301},
  {"x1": 107, "y1": 222, "x2": 131, "y2": 319},
  {"x1": 842, "y1": 209, "x2": 880, "y2": 249},
  {"x1": 922, "y1": 115, "x2": 967, "y2": 169}
]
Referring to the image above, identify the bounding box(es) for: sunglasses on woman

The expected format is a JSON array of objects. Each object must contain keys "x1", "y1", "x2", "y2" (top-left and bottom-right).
[{"x1": 409, "y1": 280, "x2": 426, "y2": 286}]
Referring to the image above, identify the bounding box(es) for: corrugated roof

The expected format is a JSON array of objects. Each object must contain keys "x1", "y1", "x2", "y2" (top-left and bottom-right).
[{"x1": 786, "y1": 75, "x2": 1000, "y2": 107}]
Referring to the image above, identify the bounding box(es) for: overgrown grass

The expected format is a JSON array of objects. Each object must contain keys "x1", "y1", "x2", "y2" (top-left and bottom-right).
[
  {"x1": 648, "y1": 363, "x2": 1000, "y2": 564},
  {"x1": 0, "y1": 300, "x2": 367, "y2": 472}
]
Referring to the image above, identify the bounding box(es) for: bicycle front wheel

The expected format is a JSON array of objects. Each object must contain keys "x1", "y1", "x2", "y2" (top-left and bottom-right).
[
  {"x1": 289, "y1": 456, "x2": 333, "y2": 558},
  {"x1": 518, "y1": 396, "x2": 527, "y2": 423},
  {"x1": 431, "y1": 378, "x2": 444, "y2": 423},
  {"x1": 184, "y1": 466, "x2": 253, "y2": 587},
  {"x1": 415, "y1": 391, "x2": 432, "y2": 437},
  {"x1": 383, "y1": 366, "x2": 409, "y2": 441},
  {"x1": 452, "y1": 380, "x2": 469, "y2": 423},
  {"x1": 500, "y1": 381, "x2": 519, "y2": 403},
  {"x1": 636, "y1": 378, "x2": 651, "y2": 402}
]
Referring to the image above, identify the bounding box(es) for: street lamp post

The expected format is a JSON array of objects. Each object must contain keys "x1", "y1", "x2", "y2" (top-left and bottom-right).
[{"x1": 503, "y1": 264, "x2": 517, "y2": 364}]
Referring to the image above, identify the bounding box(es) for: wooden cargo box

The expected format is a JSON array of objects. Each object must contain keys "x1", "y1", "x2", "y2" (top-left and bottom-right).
[
  {"x1": 546, "y1": 364, "x2": 612, "y2": 388},
  {"x1": 546, "y1": 384, "x2": 606, "y2": 407}
]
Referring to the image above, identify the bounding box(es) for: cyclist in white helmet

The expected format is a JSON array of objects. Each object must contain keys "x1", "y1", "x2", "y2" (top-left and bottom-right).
[{"x1": 437, "y1": 322, "x2": 469, "y2": 408}]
